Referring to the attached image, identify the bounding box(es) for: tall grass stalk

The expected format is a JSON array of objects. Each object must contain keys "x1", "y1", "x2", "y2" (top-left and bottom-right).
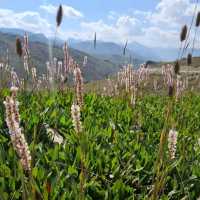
[
  {"x1": 180, "y1": 0, "x2": 199, "y2": 58},
  {"x1": 192, "y1": 11, "x2": 200, "y2": 54},
  {"x1": 71, "y1": 103, "x2": 86, "y2": 199},
  {"x1": 150, "y1": 98, "x2": 173, "y2": 199}
]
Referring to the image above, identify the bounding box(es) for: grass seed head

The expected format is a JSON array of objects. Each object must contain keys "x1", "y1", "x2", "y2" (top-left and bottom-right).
[
  {"x1": 56, "y1": 4, "x2": 63, "y2": 27},
  {"x1": 196, "y1": 11, "x2": 200, "y2": 27},
  {"x1": 74, "y1": 67, "x2": 84, "y2": 107},
  {"x1": 174, "y1": 60, "x2": 180, "y2": 75},
  {"x1": 168, "y1": 129, "x2": 178, "y2": 159},
  {"x1": 71, "y1": 103, "x2": 82, "y2": 133},
  {"x1": 4, "y1": 91, "x2": 31, "y2": 171},
  {"x1": 123, "y1": 40, "x2": 128, "y2": 56},
  {"x1": 180, "y1": 25, "x2": 187, "y2": 42},
  {"x1": 16, "y1": 37, "x2": 23, "y2": 57},
  {"x1": 168, "y1": 85, "x2": 174, "y2": 97},
  {"x1": 187, "y1": 53, "x2": 192, "y2": 66}
]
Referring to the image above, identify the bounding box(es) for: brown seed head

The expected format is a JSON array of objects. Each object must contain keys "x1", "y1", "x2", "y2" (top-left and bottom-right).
[
  {"x1": 187, "y1": 53, "x2": 192, "y2": 66},
  {"x1": 16, "y1": 37, "x2": 23, "y2": 57},
  {"x1": 180, "y1": 25, "x2": 187, "y2": 42},
  {"x1": 123, "y1": 40, "x2": 128, "y2": 56},
  {"x1": 56, "y1": 4, "x2": 63, "y2": 27},
  {"x1": 168, "y1": 85, "x2": 174, "y2": 97},
  {"x1": 174, "y1": 60, "x2": 180, "y2": 75},
  {"x1": 196, "y1": 11, "x2": 200, "y2": 27}
]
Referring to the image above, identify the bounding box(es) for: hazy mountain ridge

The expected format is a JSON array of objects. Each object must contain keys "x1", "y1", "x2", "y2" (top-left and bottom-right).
[
  {"x1": 1, "y1": 27, "x2": 200, "y2": 71},
  {"x1": 68, "y1": 38, "x2": 200, "y2": 62},
  {"x1": 0, "y1": 31, "x2": 121, "y2": 81},
  {"x1": 67, "y1": 39, "x2": 148, "y2": 67},
  {"x1": 0, "y1": 28, "x2": 161, "y2": 62}
]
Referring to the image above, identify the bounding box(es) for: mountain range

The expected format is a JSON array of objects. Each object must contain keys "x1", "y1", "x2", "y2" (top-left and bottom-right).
[
  {"x1": 1, "y1": 28, "x2": 200, "y2": 82},
  {"x1": 0, "y1": 28, "x2": 181, "y2": 62},
  {"x1": 67, "y1": 38, "x2": 181, "y2": 62},
  {"x1": 68, "y1": 39, "x2": 200, "y2": 62},
  {"x1": 0, "y1": 30, "x2": 121, "y2": 82}
]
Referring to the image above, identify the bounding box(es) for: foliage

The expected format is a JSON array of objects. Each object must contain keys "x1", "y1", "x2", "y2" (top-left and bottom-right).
[{"x1": 0, "y1": 91, "x2": 200, "y2": 199}]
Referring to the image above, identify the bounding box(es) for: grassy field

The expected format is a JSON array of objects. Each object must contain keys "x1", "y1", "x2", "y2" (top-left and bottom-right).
[
  {"x1": 0, "y1": 89, "x2": 200, "y2": 199},
  {"x1": 1, "y1": 2, "x2": 200, "y2": 200},
  {"x1": 150, "y1": 57, "x2": 200, "y2": 71}
]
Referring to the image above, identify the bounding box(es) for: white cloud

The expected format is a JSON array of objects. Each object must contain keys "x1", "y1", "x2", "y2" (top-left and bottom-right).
[
  {"x1": 116, "y1": 16, "x2": 143, "y2": 36},
  {"x1": 80, "y1": 15, "x2": 143, "y2": 43},
  {"x1": 0, "y1": 0, "x2": 198, "y2": 48},
  {"x1": 150, "y1": 0, "x2": 198, "y2": 28},
  {"x1": 141, "y1": 27, "x2": 178, "y2": 47},
  {"x1": 80, "y1": 20, "x2": 119, "y2": 41},
  {"x1": 133, "y1": 10, "x2": 152, "y2": 20},
  {"x1": 0, "y1": 8, "x2": 53, "y2": 35},
  {"x1": 139, "y1": 0, "x2": 199, "y2": 47},
  {"x1": 107, "y1": 11, "x2": 118, "y2": 20},
  {"x1": 40, "y1": 4, "x2": 84, "y2": 19},
  {"x1": 76, "y1": 17, "x2": 176, "y2": 48},
  {"x1": 72, "y1": 0, "x2": 199, "y2": 48}
]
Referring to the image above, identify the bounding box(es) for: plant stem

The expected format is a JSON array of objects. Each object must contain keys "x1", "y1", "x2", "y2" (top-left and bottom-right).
[{"x1": 150, "y1": 99, "x2": 173, "y2": 200}]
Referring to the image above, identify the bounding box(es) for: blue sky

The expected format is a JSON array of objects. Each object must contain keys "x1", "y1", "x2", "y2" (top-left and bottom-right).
[
  {"x1": 0, "y1": 0, "x2": 157, "y2": 16},
  {"x1": 0, "y1": 0, "x2": 198, "y2": 47}
]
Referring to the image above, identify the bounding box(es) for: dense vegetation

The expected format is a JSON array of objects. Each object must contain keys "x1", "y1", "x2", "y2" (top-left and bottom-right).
[{"x1": 0, "y1": 90, "x2": 200, "y2": 199}]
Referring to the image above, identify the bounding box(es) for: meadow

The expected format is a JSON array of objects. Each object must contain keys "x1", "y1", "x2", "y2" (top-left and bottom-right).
[
  {"x1": 0, "y1": 87, "x2": 200, "y2": 199},
  {"x1": 1, "y1": 3, "x2": 200, "y2": 200}
]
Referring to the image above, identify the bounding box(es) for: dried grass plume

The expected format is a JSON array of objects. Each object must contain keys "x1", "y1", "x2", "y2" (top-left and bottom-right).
[
  {"x1": 196, "y1": 11, "x2": 200, "y2": 27},
  {"x1": 16, "y1": 37, "x2": 23, "y2": 57},
  {"x1": 187, "y1": 53, "x2": 192, "y2": 66},
  {"x1": 180, "y1": 25, "x2": 187, "y2": 42},
  {"x1": 56, "y1": 4, "x2": 63, "y2": 27},
  {"x1": 174, "y1": 61, "x2": 180, "y2": 75}
]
